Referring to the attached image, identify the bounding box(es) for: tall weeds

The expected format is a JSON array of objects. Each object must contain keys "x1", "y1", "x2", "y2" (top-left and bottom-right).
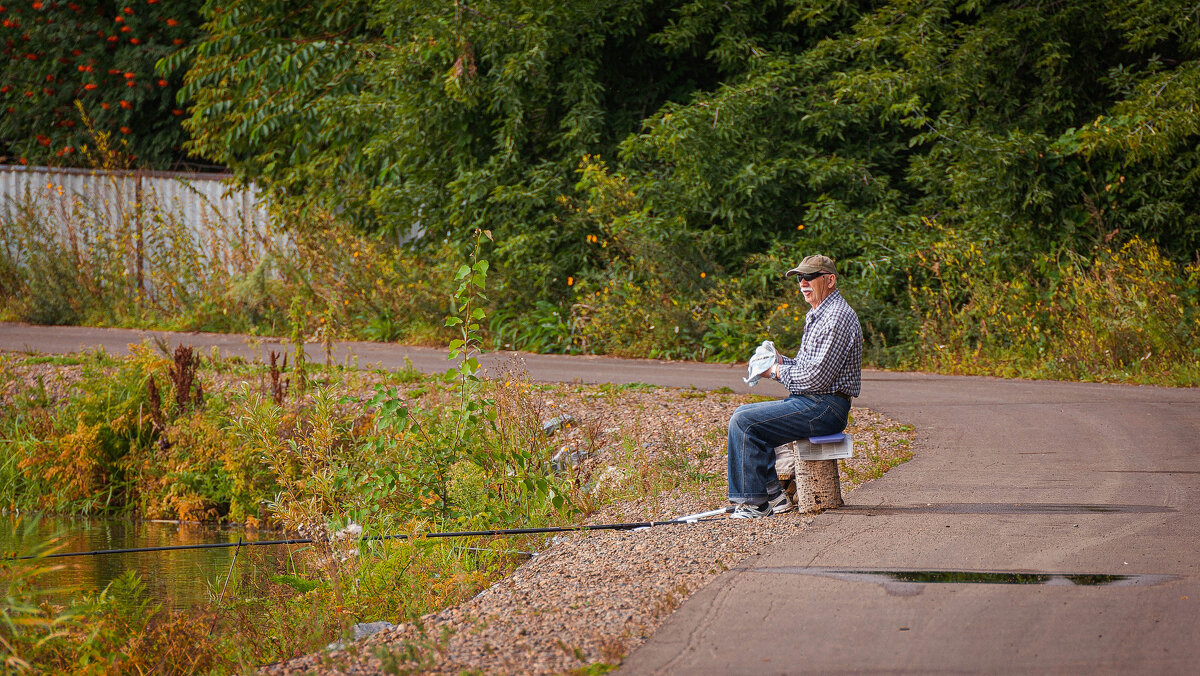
[
  {"x1": 901, "y1": 224, "x2": 1200, "y2": 384},
  {"x1": 0, "y1": 173, "x2": 472, "y2": 347},
  {"x1": 0, "y1": 170, "x2": 256, "y2": 327}
]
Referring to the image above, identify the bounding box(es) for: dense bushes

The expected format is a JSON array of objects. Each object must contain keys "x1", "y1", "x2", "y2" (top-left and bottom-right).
[
  {"x1": 3, "y1": 1, "x2": 1198, "y2": 384},
  {"x1": 900, "y1": 230, "x2": 1200, "y2": 385},
  {"x1": 152, "y1": 0, "x2": 1199, "y2": 373}
]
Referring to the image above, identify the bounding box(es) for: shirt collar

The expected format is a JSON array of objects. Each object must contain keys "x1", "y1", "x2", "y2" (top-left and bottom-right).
[{"x1": 805, "y1": 288, "x2": 843, "y2": 323}]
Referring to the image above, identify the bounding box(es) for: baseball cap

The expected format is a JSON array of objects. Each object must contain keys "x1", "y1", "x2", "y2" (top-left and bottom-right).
[{"x1": 785, "y1": 254, "x2": 837, "y2": 277}]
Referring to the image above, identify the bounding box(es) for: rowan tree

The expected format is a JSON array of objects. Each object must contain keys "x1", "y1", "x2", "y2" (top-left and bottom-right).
[{"x1": 0, "y1": 0, "x2": 203, "y2": 167}]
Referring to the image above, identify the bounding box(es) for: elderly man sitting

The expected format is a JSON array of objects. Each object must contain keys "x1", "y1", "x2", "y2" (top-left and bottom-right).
[{"x1": 726, "y1": 254, "x2": 863, "y2": 518}]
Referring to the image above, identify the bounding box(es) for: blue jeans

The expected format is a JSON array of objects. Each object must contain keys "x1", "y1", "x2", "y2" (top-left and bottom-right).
[{"x1": 727, "y1": 394, "x2": 851, "y2": 504}]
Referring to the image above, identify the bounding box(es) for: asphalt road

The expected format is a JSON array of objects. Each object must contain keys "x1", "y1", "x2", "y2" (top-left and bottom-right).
[
  {"x1": 3, "y1": 322, "x2": 1198, "y2": 673},
  {"x1": 623, "y1": 373, "x2": 1200, "y2": 675},
  {"x1": 0, "y1": 322, "x2": 758, "y2": 392}
]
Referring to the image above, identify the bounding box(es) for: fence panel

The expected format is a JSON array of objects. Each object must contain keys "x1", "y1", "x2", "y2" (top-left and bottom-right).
[
  {"x1": 1, "y1": 164, "x2": 279, "y2": 308},
  {"x1": 0, "y1": 164, "x2": 272, "y2": 266}
]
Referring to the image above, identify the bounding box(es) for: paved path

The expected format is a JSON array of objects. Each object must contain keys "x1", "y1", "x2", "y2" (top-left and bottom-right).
[
  {"x1": 0, "y1": 322, "x2": 755, "y2": 392},
  {"x1": 623, "y1": 373, "x2": 1200, "y2": 674},
  {"x1": 4, "y1": 322, "x2": 1198, "y2": 673}
]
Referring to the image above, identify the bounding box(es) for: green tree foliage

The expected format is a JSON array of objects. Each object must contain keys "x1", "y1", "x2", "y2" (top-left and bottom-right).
[
  {"x1": 173, "y1": 0, "x2": 1200, "y2": 356},
  {"x1": 0, "y1": 0, "x2": 203, "y2": 167},
  {"x1": 619, "y1": 1, "x2": 1200, "y2": 332},
  {"x1": 174, "y1": 0, "x2": 825, "y2": 298},
  {"x1": 162, "y1": 0, "x2": 378, "y2": 215}
]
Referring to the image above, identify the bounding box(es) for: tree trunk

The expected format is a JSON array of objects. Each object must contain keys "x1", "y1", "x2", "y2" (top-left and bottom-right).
[
  {"x1": 776, "y1": 443, "x2": 844, "y2": 513},
  {"x1": 788, "y1": 459, "x2": 843, "y2": 512}
]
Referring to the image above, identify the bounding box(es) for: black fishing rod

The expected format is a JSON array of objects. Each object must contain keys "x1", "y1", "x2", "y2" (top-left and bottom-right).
[{"x1": 4, "y1": 509, "x2": 732, "y2": 561}]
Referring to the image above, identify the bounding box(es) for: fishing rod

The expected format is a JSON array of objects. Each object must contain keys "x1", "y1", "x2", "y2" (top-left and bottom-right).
[{"x1": 4, "y1": 508, "x2": 732, "y2": 561}]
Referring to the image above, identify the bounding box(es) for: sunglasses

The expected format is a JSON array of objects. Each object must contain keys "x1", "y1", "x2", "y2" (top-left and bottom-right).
[{"x1": 795, "y1": 272, "x2": 828, "y2": 282}]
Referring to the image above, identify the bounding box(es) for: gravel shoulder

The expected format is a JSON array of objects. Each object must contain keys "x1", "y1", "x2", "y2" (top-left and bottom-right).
[{"x1": 262, "y1": 385, "x2": 913, "y2": 675}]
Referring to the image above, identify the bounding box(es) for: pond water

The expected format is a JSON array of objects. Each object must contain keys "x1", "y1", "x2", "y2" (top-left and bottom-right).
[{"x1": 1, "y1": 515, "x2": 254, "y2": 611}]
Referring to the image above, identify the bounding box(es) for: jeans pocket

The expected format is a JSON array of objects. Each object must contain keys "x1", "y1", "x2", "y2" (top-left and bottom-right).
[{"x1": 808, "y1": 404, "x2": 846, "y2": 437}]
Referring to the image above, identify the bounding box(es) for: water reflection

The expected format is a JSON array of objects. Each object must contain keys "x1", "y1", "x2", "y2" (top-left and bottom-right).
[{"x1": 1, "y1": 515, "x2": 249, "y2": 610}]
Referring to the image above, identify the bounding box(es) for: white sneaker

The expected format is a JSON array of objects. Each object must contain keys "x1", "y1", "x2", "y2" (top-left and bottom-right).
[
  {"x1": 730, "y1": 503, "x2": 772, "y2": 519},
  {"x1": 767, "y1": 491, "x2": 794, "y2": 515}
]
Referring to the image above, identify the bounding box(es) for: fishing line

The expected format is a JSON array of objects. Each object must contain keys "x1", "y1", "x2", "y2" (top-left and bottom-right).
[
  {"x1": 4, "y1": 509, "x2": 733, "y2": 561},
  {"x1": 210, "y1": 535, "x2": 242, "y2": 635}
]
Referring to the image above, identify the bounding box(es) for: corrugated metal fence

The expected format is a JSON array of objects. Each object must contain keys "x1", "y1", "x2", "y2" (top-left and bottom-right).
[{"x1": 0, "y1": 164, "x2": 273, "y2": 269}]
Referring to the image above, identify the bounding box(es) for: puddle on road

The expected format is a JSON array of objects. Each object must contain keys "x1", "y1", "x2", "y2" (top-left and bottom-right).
[
  {"x1": 742, "y1": 566, "x2": 1178, "y2": 589},
  {"x1": 835, "y1": 503, "x2": 1174, "y2": 516},
  {"x1": 1100, "y1": 470, "x2": 1200, "y2": 475}
]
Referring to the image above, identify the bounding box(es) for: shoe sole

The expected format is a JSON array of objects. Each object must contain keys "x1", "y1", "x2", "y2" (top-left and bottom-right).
[{"x1": 730, "y1": 507, "x2": 771, "y2": 519}]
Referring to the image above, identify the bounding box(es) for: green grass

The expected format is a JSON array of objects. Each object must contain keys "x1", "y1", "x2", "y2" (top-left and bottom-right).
[{"x1": 18, "y1": 355, "x2": 84, "y2": 367}]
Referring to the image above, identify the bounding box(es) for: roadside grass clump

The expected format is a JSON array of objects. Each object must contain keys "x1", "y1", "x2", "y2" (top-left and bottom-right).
[
  {"x1": 840, "y1": 423, "x2": 915, "y2": 490},
  {"x1": 899, "y1": 225, "x2": 1200, "y2": 385}
]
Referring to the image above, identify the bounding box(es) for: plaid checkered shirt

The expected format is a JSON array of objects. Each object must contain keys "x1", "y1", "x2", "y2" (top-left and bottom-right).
[{"x1": 777, "y1": 289, "x2": 862, "y2": 397}]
